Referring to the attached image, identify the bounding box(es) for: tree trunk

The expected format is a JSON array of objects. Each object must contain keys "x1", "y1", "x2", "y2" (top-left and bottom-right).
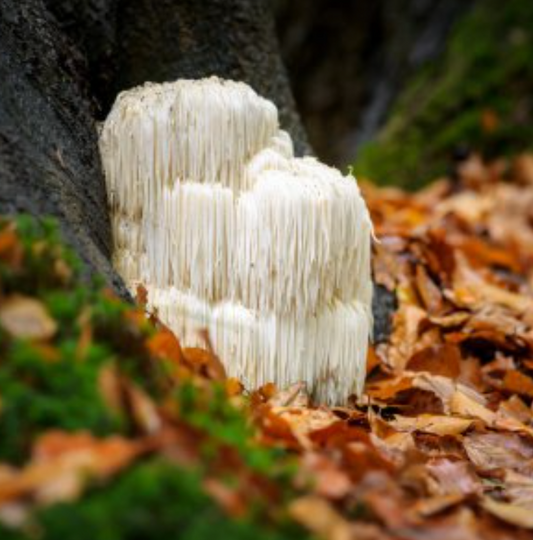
[
  {"x1": 0, "y1": 0, "x2": 393, "y2": 339},
  {"x1": 0, "y1": 0, "x2": 308, "y2": 295},
  {"x1": 0, "y1": 0, "x2": 128, "y2": 295},
  {"x1": 44, "y1": 0, "x2": 310, "y2": 155}
]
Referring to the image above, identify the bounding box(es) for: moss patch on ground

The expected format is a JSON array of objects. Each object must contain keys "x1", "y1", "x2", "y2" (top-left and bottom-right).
[
  {"x1": 354, "y1": 0, "x2": 533, "y2": 189},
  {"x1": 0, "y1": 216, "x2": 307, "y2": 540}
]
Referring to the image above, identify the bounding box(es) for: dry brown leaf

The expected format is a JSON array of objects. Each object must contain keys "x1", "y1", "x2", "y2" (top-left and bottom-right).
[
  {"x1": 415, "y1": 265, "x2": 444, "y2": 314},
  {"x1": 125, "y1": 383, "x2": 162, "y2": 434},
  {"x1": 498, "y1": 395, "x2": 532, "y2": 424},
  {"x1": 0, "y1": 432, "x2": 143, "y2": 506},
  {"x1": 513, "y1": 154, "x2": 533, "y2": 186},
  {"x1": 370, "y1": 432, "x2": 415, "y2": 468},
  {"x1": 365, "y1": 375, "x2": 414, "y2": 401},
  {"x1": 389, "y1": 414, "x2": 473, "y2": 436},
  {"x1": 411, "y1": 373, "x2": 456, "y2": 405},
  {"x1": 271, "y1": 407, "x2": 339, "y2": 448},
  {"x1": 183, "y1": 347, "x2": 227, "y2": 380},
  {"x1": 0, "y1": 295, "x2": 57, "y2": 340},
  {"x1": 448, "y1": 391, "x2": 496, "y2": 424},
  {"x1": 300, "y1": 453, "x2": 352, "y2": 499},
  {"x1": 98, "y1": 363, "x2": 124, "y2": 417},
  {"x1": 482, "y1": 497, "x2": 533, "y2": 529},
  {"x1": 387, "y1": 304, "x2": 427, "y2": 372},
  {"x1": 410, "y1": 493, "x2": 465, "y2": 518},
  {"x1": 147, "y1": 327, "x2": 183, "y2": 363},
  {"x1": 464, "y1": 432, "x2": 533, "y2": 471},
  {"x1": 428, "y1": 311, "x2": 470, "y2": 328},
  {"x1": 406, "y1": 343, "x2": 461, "y2": 378},
  {"x1": 425, "y1": 458, "x2": 481, "y2": 497},
  {"x1": 289, "y1": 496, "x2": 353, "y2": 540},
  {"x1": 502, "y1": 371, "x2": 533, "y2": 398},
  {"x1": 503, "y1": 471, "x2": 533, "y2": 511},
  {"x1": 0, "y1": 225, "x2": 23, "y2": 267}
]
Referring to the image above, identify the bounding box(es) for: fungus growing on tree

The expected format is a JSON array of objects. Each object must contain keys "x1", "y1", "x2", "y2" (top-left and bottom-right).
[{"x1": 99, "y1": 77, "x2": 373, "y2": 404}]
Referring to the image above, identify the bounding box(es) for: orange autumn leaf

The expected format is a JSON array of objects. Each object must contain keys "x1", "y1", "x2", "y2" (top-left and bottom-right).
[
  {"x1": 502, "y1": 370, "x2": 533, "y2": 398},
  {"x1": 147, "y1": 327, "x2": 184, "y2": 363},
  {"x1": 365, "y1": 375, "x2": 414, "y2": 401},
  {"x1": 182, "y1": 347, "x2": 227, "y2": 380},
  {"x1": 0, "y1": 225, "x2": 23, "y2": 267},
  {"x1": 407, "y1": 343, "x2": 461, "y2": 378}
]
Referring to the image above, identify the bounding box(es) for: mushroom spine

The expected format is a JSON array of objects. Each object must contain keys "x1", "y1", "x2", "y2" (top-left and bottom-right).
[{"x1": 99, "y1": 77, "x2": 373, "y2": 404}]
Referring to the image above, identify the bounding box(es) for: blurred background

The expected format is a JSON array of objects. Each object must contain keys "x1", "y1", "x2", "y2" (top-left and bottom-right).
[{"x1": 272, "y1": 0, "x2": 533, "y2": 188}]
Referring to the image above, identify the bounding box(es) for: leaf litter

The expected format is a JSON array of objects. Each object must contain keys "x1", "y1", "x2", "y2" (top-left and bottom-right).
[{"x1": 3, "y1": 154, "x2": 533, "y2": 538}]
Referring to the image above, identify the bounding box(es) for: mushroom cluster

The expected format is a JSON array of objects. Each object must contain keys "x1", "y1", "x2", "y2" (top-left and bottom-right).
[{"x1": 99, "y1": 77, "x2": 372, "y2": 404}]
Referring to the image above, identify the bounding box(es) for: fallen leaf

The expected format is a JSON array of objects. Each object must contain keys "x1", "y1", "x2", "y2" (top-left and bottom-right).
[
  {"x1": 0, "y1": 295, "x2": 57, "y2": 340},
  {"x1": 300, "y1": 453, "x2": 352, "y2": 499},
  {"x1": 482, "y1": 497, "x2": 533, "y2": 529},
  {"x1": 464, "y1": 432, "x2": 533, "y2": 471},
  {"x1": 449, "y1": 391, "x2": 496, "y2": 424},
  {"x1": 425, "y1": 458, "x2": 481, "y2": 497},
  {"x1": 289, "y1": 496, "x2": 353, "y2": 540},
  {"x1": 183, "y1": 347, "x2": 227, "y2": 380},
  {"x1": 411, "y1": 493, "x2": 465, "y2": 518},
  {"x1": 147, "y1": 327, "x2": 183, "y2": 363},
  {"x1": 0, "y1": 432, "x2": 144, "y2": 506},
  {"x1": 0, "y1": 225, "x2": 23, "y2": 267},
  {"x1": 502, "y1": 371, "x2": 533, "y2": 398},
  {"x1": 406, "y1": 343, "x2": 461, "y2": 378},
  {"x1": 365, "y1": 375, "x2": 414, "y2": 401},
  {"x1": 389, "y1": 414, "x2": 473, "y2": 437}
]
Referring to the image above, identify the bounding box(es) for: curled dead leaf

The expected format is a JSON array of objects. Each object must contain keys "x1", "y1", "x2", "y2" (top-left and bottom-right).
[
  {"x1": 482, "y1": 497, "x2": 533, "y2": 529},
  {"x1": 0, "y1": 432, "x2": 144, "y2": 507},
  {"x1": 389, "y1": 414, "x2": 473, "y2": 437},
  {"x1": 464, "y1": 432, "x2": 533, "y2": 471},
  {"x1": 289, "y1": 495, "x2": 353, "y2": 540},
  {"x1": 0, "y1": 295, "x2": 57, "y2": 340}
]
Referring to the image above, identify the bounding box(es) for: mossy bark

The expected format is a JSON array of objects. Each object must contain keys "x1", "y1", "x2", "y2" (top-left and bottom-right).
[{"x1": 354, "y1": 0, "x2": 533, "y2": 189}]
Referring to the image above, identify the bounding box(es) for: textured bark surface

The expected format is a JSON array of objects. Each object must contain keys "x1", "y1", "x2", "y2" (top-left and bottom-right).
[
  {"x1": 45, "y1": 0, "x2": 310, "y2": 155},
  {"x1": 0, "y1": 0, "x2": 309, "y2": 297},
  {"x1": 0, "y1": 0, "x2": 127, "y2": 295},
  {"x1": 0, "y1": 0, "x2": 393, "y2": 336}
]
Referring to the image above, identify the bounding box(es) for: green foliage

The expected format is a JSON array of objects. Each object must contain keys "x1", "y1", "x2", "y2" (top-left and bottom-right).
[
  {"x1": 354, "y1": 0, "x2": 533, "y2": 188},
  {"x1": 0, "y1": 218, "x2": 124, "y2": 462},
  {"x1": 0, "y1": 339, "x2": 122, "y2": 463},
  {"x1": 0, "y1": 216, "x2": 307, "y2": 540},
  {"x1": 0, "y1": 215, "x2": 81, "y2": 295},
  {"x1": 0, "y1": 460, "x2": 306, "y2": 540},
  {"x1": 178, "y1": 382, "x2": 297, "y2": 479}
]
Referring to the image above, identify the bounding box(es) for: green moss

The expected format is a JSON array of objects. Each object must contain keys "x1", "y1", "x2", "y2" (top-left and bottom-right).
[
  {"x1": 0, "y1": 460, "x2": 307, "y2": 540},
  {"x1": 177, "y1": 382, "x2": 298, "y2": 480},
  {"x1": 354, "y1": 0, "x2": 533, "y2": 188},
  {"x1": 0, "y1": 216, "x2": 308, "y2": 540},
  {"x1": 0, "y1": 339, "x2": 122, "y2": 463}
]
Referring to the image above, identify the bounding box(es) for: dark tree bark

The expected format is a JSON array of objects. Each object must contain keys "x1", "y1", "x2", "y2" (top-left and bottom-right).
[
  {"x1": 0, "y1": 0, "x2": 393, "y2": 339},
  {"x1": 0, "y1": 0, "x2": 127, "y2": 295},
  {"x1": 44, "y1": 0, "x2": 310, "y2": 155},
  {"x1": 0, "y1": 0, "x2": 309, "y2": 297}
]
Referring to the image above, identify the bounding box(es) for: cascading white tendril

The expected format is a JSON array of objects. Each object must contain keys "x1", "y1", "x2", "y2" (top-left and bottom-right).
[{"x1": 100, "y1": 76, "x2": 373, "y2": 404}]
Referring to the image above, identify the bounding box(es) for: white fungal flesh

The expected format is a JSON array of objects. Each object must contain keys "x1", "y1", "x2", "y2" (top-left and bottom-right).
[{"x1": 100, "y1": 76, "x2": 373, "y2": 404}]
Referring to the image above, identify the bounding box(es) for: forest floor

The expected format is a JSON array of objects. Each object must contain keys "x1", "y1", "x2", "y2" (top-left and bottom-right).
[{"x1": 2, "y1": 153, "x2": 533, "y2": 540}]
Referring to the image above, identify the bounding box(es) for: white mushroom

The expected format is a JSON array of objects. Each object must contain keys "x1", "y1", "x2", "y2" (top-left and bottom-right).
[{"x1": 99, "y1": 76, "x2": 373, "y2": 404}]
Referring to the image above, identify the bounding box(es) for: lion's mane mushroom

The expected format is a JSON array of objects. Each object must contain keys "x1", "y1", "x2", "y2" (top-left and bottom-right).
[{"x1": 99, "y1": 77, "x2": 373, "y2": 404}]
